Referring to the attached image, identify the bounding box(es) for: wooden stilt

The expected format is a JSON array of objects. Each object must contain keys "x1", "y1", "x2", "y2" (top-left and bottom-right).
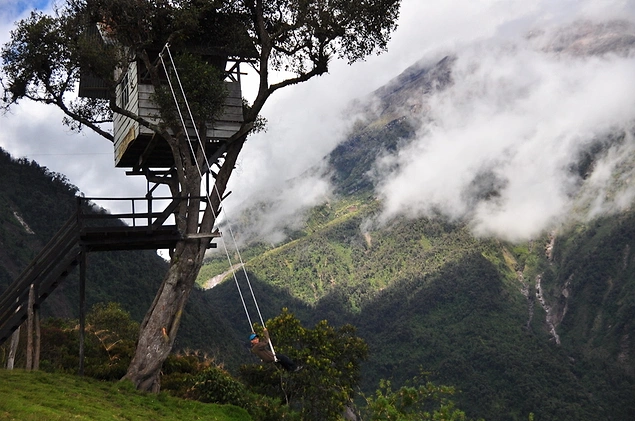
[
  {"x1": 6, "y1": 326, "x2": 20, "y2": 370},
  {"x1": 26, "y1": 284, "x2": 34, "y2": 370},
  {"x1": 79, "y1": 248, "x2": 86, "y2": 376},
  {"x1": 34, "y1": 306, "x2": 40, "y2": 370}
]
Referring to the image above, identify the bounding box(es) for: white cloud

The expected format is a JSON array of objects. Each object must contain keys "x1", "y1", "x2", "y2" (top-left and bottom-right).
[
  {"x1": 373, "y1": 13, "x2": 635, "y2": 241},
  {"x1": 2, "y1": 0, "x2": 635, "y2": 244}
]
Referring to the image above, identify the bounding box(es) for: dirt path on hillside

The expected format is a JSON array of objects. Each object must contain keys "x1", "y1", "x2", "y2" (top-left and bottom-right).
[{"x1": 203, "y1": 263, "x2": 244, "y2": 289}]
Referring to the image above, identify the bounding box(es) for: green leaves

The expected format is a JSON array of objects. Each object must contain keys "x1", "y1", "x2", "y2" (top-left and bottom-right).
[
  {"x1": 241, "y1": 309, "x2": 368, "y2": 420},
  {"x1": 187, "y1": 365, "x2": 250, "y2": 406},
  {"x1": 152, "y1": 52, "x2": 227, "y2": 129},
  {"x1": 362, "y1": 377, "x2": 472, "y2": 421},
  {"x1": 2, "y1": 12, "x2": 72, "y2": 103}
]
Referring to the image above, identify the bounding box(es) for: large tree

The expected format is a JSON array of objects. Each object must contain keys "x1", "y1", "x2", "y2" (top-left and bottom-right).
[{"x1": 1, "y1": 0, "x2": 400, "y2": 391}]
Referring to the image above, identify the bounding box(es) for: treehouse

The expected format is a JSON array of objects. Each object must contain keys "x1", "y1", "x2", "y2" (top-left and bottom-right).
[{"x1": 79, "y1": 15, "x2": 257, "y2": 172}]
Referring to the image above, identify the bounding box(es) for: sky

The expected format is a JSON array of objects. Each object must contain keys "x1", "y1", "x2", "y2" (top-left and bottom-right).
[{"x1": 2, "y1": 0, "x2": 635, "y2": 246}]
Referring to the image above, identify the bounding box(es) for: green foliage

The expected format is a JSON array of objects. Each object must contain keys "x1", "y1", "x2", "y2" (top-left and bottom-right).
[
  {"x1": 82, "y1": 302, "x2": 140, "y2": 380},
  {"x1": 2, "y1": 12, "x2": 74, "y2": 102},
  {"x1": 330, "y1": 119, "x2": 416, "y2": 195},
  {"x1": 36, "y1": 318, "x2": 81, "y2": 373},
  {"x1": 199, "y1": 199, "x2": 635, "y2": 420},
  {"x1": 0, "y1": 302, "x2": 140, "y2": 379},
  {"x1": 240, "y1": 310, "x2": 368, "y2": 421},
  {"x1": 161, "y1": 351, "x2": 211, "y2": 397},
  {"x1": 186, "y1": 364, "x2": 250, "y2": 406},
  {"x1": 26, "y1": 303, "x2": 139, "y2": 380},
  {"x1": 243, "y1": 206, "x2": 481, "y2": 313},
  {"x1": 221, "y1": 0, "x2": 401, "y2": 71},
  {"x1": 362, "y1": 377, "x2": 472, "y2": 421},
  {"x1": 153, "y1": 52, "x2": 227, "y2": 127},
  {"x1": 1, "y1": 10, "x2": 115, "y2": 132},
  {"x1": 162, "y1": 352, "x2": 297, "y2": 421}
]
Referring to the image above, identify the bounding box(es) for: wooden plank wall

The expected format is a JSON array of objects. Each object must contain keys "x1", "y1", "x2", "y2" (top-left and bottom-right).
[
  {"x1": 113, "y1": 68, "x2": 244, "y2": 166},
  {"x1": 134, "y1": 80, "x2": 243, "y2": 140},
  {"x1": 208, "y1": 81, "x2": 243, "y2": 139},
  {"x1": 114, "y1": 62, "x2": 140, "y2": 164}
]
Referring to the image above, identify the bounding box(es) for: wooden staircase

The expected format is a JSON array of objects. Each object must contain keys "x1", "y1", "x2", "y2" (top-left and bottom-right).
[
  {"x1": 0, "y1": 195, "x2": 217, "y2": 346},
  {"x1": 0, "y1": 216, "x2": 81, "y2": 345}
]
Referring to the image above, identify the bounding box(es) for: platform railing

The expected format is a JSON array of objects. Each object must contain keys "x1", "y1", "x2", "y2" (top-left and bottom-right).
[{"x1": 76, "y1": 195, "x2": 210, "y2": 229}]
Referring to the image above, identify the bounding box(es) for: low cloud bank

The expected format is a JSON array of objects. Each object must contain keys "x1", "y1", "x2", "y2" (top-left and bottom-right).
[{"x1": 372, "y1": 20, "x2": 635, "y2": 242}]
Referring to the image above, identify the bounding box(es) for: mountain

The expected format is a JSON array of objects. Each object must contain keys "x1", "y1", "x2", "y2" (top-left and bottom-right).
[{"x1": 197, "y1": 19, "x2": 635, "y2": 420}]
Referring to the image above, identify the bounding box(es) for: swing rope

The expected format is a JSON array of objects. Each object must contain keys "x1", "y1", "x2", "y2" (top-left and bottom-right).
[{"x1": 158, "y1": 44, "x2": 277, "y2": 358}]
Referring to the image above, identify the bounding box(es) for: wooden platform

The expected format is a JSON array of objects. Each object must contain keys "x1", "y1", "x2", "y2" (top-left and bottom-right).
[{"x1": 0, "y1": 196, "x2": 219, "y2": 346}]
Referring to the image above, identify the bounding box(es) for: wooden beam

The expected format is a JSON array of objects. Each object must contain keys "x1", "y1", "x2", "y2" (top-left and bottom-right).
[
  {"x1": 26, "y1": 284, "x2": 34, "y2": 371},
  {"x1": 185, "y1": 232, "x2": 222, "y2": 239}
]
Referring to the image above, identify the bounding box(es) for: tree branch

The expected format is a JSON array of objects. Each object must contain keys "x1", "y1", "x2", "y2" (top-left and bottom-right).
[{"x1": 52, "y1": 96, "x2": 115, "y2": 142}]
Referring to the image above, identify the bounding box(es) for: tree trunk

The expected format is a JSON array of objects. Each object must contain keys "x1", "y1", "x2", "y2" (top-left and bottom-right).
[{"x1": 122, "y1": 240, "x2": 207, "y2": 391}]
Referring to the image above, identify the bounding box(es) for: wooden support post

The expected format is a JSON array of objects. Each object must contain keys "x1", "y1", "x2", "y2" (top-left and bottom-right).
[
  {"x1": 26, "y1": 284, "x2": 35, "y2": 370},
  {"x1": 147, "y1": 196, "x2": 153, "y2": 231},
  {"x1": 6, "y1": 297, "x2": 20, "y2": 370},
  {"x1": 6, "y1": 326, "x2": 20, "y2": 370},
  {"x1": 79, "y1": 248, "x2": 87, "y2": 376},
  {"x1": 34, "y1": 305, "x2": 40, "y2": 370}
]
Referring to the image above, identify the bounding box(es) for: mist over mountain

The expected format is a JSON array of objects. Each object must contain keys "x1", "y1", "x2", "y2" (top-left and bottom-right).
[{"x1": 229, "y1": 19, "x2": 635, "y2": 246}]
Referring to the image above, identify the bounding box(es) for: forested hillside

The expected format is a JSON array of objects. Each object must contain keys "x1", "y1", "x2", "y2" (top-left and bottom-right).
[
  {"x1": 199, "y1": 192, "x2": 635, "y2": 420},
  {"x1": 3, "y1": 141, "x2": 633, "y2": 419}
]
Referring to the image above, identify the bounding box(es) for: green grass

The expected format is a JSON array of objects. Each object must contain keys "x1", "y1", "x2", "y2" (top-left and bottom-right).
[{"x1": 0, "y1": 370, "x2": 250, "y2": 421}]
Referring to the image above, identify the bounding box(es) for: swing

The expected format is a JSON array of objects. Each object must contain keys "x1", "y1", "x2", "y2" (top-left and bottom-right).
[{"x1": 158, "y1": 44, "x2": 279, "y2": 360}]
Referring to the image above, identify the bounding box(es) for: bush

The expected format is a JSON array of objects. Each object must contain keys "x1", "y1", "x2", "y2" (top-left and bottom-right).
[
  {"x1": 186, "y1": 365, "x2": 250, "y2": 405},
  {"x1": 184, "y1": 364, "x2": 296, "y2": 421}
]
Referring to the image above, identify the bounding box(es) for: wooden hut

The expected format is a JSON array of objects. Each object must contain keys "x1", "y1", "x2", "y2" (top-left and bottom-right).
[{"x1": 79, "y1": 14, "x2": 257, "y2": 172}]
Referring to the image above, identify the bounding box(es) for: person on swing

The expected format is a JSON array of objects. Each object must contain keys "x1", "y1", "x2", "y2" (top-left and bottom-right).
[{"x1": 249, "y1": 328, "x2": 301, "y2": 372}]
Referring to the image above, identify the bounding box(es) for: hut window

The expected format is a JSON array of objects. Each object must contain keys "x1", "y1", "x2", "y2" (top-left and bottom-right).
[{"x1": 120, "y1": 73, "x2": 130, "y2": 108}]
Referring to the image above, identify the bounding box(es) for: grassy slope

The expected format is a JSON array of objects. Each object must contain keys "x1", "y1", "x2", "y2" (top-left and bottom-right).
[{"x1": 0, "y1": 370, "x2": 249, "y2": 421}]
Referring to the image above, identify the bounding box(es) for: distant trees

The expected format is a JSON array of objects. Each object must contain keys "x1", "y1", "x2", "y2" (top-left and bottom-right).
[{"x1": 1, "y1": 0, "x2": 401, "y2": 392}]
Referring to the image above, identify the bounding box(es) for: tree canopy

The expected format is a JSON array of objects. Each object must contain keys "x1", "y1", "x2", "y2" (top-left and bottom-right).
[{"x1": 1, "y1": 0, "x2": 400, "y2": 136}]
